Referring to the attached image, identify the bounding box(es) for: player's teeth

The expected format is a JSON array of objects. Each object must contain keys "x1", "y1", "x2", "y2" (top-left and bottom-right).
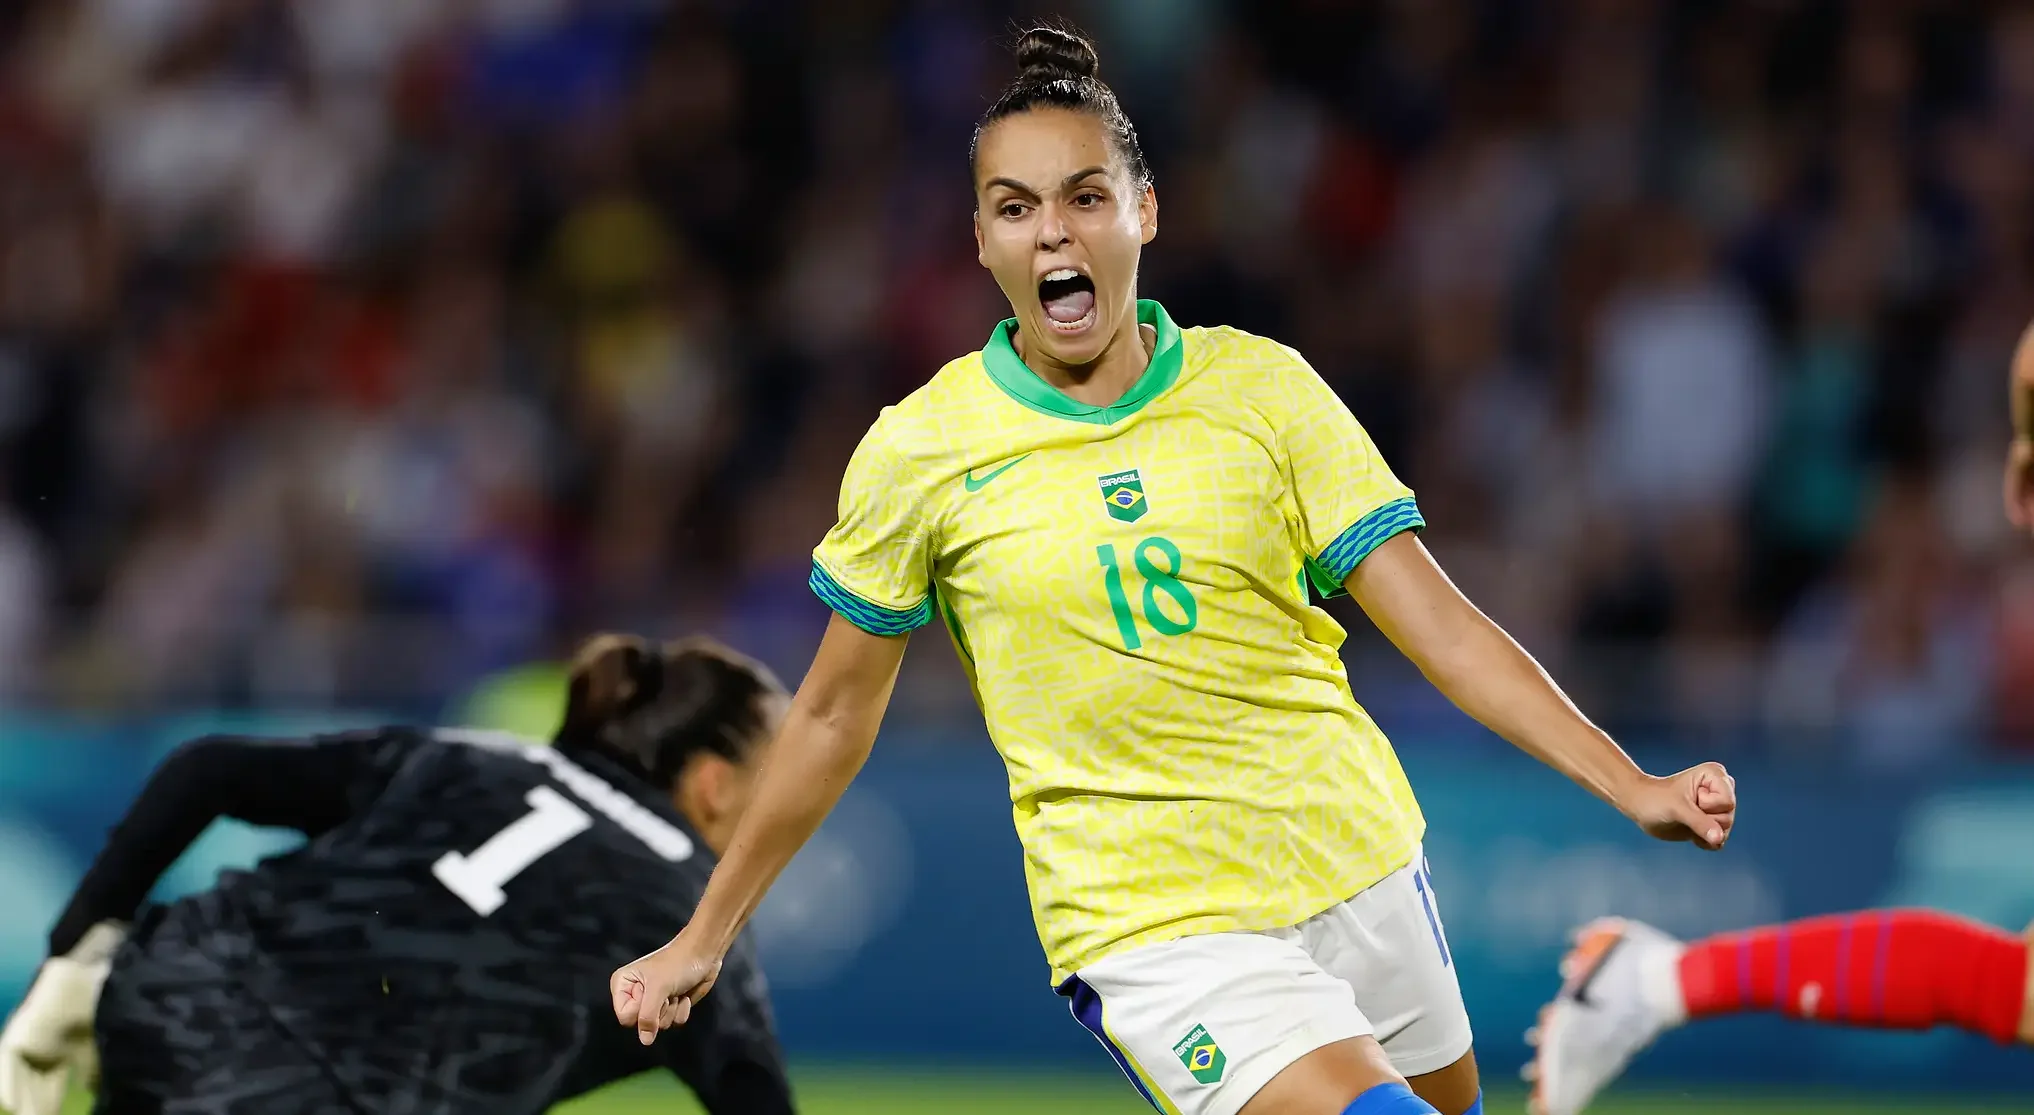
[{"x1": 1045, "y1": 268, "x2": 1079, "y2": 281}]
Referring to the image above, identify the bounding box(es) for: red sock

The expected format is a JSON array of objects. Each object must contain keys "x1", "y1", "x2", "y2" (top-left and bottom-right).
[{"x1": 1676, "y1": 909, "x2": 2027, "y2": 1044}]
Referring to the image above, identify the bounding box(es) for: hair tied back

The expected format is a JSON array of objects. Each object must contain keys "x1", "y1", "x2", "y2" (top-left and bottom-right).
[
  {"x1": 1015, "y1": 26, "x2": 1100, "y2": 82},
  {"x1": 971, "y1": 24, "x2": 1149, "y2": 192},
  {"x1": 571, "y1": 634, "x2": 651, "y2": 725}
]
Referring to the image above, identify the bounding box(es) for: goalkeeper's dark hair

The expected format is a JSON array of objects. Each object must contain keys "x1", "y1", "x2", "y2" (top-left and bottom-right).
[
  {"x1": 554, "y1": 633, "x2": 786, "y2": 791},
  {"x1": 971, "y1": 24, "x2": 1149, "y2": 190}
]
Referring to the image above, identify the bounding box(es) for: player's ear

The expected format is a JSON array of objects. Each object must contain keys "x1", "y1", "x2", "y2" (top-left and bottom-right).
[
  {"x1": 1138, "y1": 183, "x2": 1157, "y2": 245},
  {"x1": 671, "y1": 754, "x2": 735, "y2": 838},
  {"x1": 974, "y1": 208, "x2": 987, "y2": 267}
]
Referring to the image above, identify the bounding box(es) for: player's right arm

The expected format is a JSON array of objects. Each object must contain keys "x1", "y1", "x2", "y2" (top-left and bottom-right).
[{"x1": 614, "y1": 415, "x2": 931, "y2": 1045}]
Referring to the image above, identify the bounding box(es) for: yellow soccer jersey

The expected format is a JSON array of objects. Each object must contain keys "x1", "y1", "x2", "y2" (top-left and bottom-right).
[{"x1": 811, "y1": 300, "x2": 1427, "y2": 984}]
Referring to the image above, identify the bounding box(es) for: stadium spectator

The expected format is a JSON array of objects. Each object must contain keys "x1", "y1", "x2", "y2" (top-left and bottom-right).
[{"x1": 0, "y1": 0, "x2": 2027, "y2": 760}]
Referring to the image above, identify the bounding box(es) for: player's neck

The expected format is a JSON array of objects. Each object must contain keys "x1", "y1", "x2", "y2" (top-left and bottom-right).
[{"x1": 1019, "y1": 316, "x2": 1155, "y2": 408}]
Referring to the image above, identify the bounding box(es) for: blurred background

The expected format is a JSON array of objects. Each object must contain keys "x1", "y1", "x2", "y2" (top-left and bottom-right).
[{"x1": 2, "y1": 0, "x2": 2033, "y2": 1110}]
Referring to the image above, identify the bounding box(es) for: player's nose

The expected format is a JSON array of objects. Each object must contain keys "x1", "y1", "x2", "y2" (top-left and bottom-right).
[{"x1": 1036, "y1": 206, "x2": 1071, "y2": 250}]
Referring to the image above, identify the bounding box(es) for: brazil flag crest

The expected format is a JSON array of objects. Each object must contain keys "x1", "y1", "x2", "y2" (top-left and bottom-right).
[
  {"x1": 1172, "y1": 1023, "x2": 1225, "y2": 1084},
  {"x1": 1098, "y1": 468, "x2": 1147, "y2": 523}
]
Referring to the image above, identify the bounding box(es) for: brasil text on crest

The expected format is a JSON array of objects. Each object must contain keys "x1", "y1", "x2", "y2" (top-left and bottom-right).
[
  {"x1": 1098, "y1": 468, "x2": 1148, "y2": 522},
  {"x1": 1172, "y1": 1022, "x2": 1226, "y2": 1084}
]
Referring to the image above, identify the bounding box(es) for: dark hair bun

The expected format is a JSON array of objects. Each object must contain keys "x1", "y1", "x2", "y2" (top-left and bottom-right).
[
  {"x1": 555, "y1": 631, "x2": 788, "y2": 790},
  {"x1": 1015, "y1": 26, "x2": 1100, "y2": 81},
  {"x1": 567, "y1": 633, "x2": 654, "y2": 725}
]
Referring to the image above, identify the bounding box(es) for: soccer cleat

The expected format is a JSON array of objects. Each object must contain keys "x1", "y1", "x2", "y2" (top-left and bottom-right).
[{"x1": 1525, "y1": 917, "x2": 1686, "y2": 1115}]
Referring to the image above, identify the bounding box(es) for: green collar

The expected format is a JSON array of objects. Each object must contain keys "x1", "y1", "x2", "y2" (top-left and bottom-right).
[{"x1": 981, "y1": 299, "x2": 1183, "y2": 424}]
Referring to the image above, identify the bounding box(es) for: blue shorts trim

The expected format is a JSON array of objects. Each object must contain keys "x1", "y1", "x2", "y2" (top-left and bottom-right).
[{"x1": 1057, "y1": 975, "x2": 1161, "y2": 1112}]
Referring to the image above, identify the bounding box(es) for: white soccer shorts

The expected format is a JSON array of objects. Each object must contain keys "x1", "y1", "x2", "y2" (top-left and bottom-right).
[{"x1": 1058, "y1": 847, "x2": 1472, "y2": 1115}]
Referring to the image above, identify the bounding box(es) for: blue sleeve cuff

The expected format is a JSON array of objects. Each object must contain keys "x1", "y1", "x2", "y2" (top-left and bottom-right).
[
  {"x1": 809, "y1": 560, "x2": 935, "y2": 636},
  {"x1": 1304, "y1": 496, "x2": 1424, "y2": 598}
]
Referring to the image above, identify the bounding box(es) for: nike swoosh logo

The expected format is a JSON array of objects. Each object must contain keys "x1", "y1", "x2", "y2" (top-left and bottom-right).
[
  {"x1": 1567, "y1": 935, "x2": 1626, "y2": 1008},
  {"x1": 963, "y1": 454, "x2": 1031, "y2": 492}
]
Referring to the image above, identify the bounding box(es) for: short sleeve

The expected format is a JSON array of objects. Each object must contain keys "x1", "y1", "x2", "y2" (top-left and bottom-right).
[
  {"x1": 810, "y1": 417, "x2": 936, "y2": 635},
  {"x1": 1279, "y1": 353, "x2": 1424, "y2": 598}
]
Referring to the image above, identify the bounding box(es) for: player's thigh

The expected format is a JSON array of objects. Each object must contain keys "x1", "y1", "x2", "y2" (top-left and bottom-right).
[
  {"x1": 1062, "y1": 928, "x2": 1376, "y2": 1115},
  {"x1": 1307, "y1": 850, "x2": 1476, "y2": 1093},
  {"x1": 1406, "y1": 1051, "x2": 1480, "y2": 1115},
  {"x1": 1236, "y1": 1035, "x2": 1405, "y2": 1115}
]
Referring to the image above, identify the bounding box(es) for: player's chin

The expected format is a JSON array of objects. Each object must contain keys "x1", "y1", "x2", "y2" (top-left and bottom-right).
[{"x1": 1028, "y1": 304, "x2": 1108, "y2": 362}]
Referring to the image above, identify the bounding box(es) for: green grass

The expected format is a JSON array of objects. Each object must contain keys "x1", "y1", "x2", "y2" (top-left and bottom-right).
[
  {"x1": 548, "y1": 1069, "x2": 2030, "y2": 1115},
  {"x1": 61, "y1": 1069, "x2": 2030, "y2": 1114}
]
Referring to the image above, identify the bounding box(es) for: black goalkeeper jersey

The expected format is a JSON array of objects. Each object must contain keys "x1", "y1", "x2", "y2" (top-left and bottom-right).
[{"x1": 64, "y1": 727, "x2": 789, "y2": 1115}]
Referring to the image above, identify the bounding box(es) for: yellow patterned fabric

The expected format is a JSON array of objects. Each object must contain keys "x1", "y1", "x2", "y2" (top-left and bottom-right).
[{"x1": 812, "y1": 300, "x2": 1427, "y2": 983}]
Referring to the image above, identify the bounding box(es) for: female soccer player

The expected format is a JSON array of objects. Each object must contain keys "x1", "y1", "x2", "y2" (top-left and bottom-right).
[
  {"x1": 1526, "y1": 912, "x2": 2033, "y2": 1115},
  {"x1": 612, "y1": 27, "x2": 1737, "y2": 1115},
  {"x1": 0, "y1": 634, "x2": 795, "y2": 1115}
]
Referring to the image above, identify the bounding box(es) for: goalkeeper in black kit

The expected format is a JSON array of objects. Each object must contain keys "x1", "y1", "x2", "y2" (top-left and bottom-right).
[{"x1": 0, "y1": 634, "x2": 796, "y2": 1115}]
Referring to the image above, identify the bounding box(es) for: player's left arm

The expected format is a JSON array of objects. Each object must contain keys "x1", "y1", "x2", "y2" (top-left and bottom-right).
[
  {"x1": 1273, "y1": 350, "x2": 1733, "y2": 849},
  {"x1": 1346, "y1": 535, "x2": 1735, "y2": 848}
]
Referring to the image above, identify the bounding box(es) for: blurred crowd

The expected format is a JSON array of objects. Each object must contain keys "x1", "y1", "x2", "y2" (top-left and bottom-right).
[{"x1": 1, "y1": 0, "x2": 2033, "y2": 765}]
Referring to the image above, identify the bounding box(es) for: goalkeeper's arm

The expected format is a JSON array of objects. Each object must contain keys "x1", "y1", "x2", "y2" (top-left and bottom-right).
[
  {"x1": 3, "y1": 733, "x2": 406, "y2": 1115},
  {"x1": 47, "y1": 733, "x2": 398, "y2": 956}
]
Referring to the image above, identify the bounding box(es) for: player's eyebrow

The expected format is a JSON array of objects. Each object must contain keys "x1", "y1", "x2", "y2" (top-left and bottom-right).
[{"x1": 983, "y1": 166, "x2": 1111, "y2": 198}]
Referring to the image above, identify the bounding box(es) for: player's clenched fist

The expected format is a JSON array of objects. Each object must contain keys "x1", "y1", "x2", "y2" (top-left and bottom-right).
[
  {"x1": 611, "y1": 934, "x2": 724, "y2": 1046},
  {"x1": 1619, "y1": 761, "x2": 1737, "y2": 850}
]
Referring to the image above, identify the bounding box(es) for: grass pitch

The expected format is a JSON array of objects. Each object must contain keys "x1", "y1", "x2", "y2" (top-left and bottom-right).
[
  {"x1": 59, "y1": 1067, "x2": 2028, "y2": 1113},
  {"x1": 552, "y1": 1068, "x2": 2029, "y2": 1114}
]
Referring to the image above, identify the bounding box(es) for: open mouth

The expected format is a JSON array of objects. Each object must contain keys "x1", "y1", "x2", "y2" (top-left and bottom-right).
[{"x1": 1037, "y1": 268, "x2": 1098, "y2": 333}]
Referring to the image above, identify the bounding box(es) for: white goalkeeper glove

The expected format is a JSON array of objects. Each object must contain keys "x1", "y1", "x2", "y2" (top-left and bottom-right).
[{"x1": 0, "y1": 921, "x2": 126, "y2": 1115}]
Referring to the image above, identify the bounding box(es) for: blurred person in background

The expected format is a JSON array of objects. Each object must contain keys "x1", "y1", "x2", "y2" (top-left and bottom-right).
[
  {"x1": 1761, "y1": 473, "x2": 1990, "y2": 770},
  {"x1": 0, "y1": 0, "x2": 2023, "y2": 765},
  {"x1": 612, "y1": 26, "x2": 1735, "y2": 1115},
  {"x1": 0, "y1": 634, "x2": 794, "y2": 1115}
]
